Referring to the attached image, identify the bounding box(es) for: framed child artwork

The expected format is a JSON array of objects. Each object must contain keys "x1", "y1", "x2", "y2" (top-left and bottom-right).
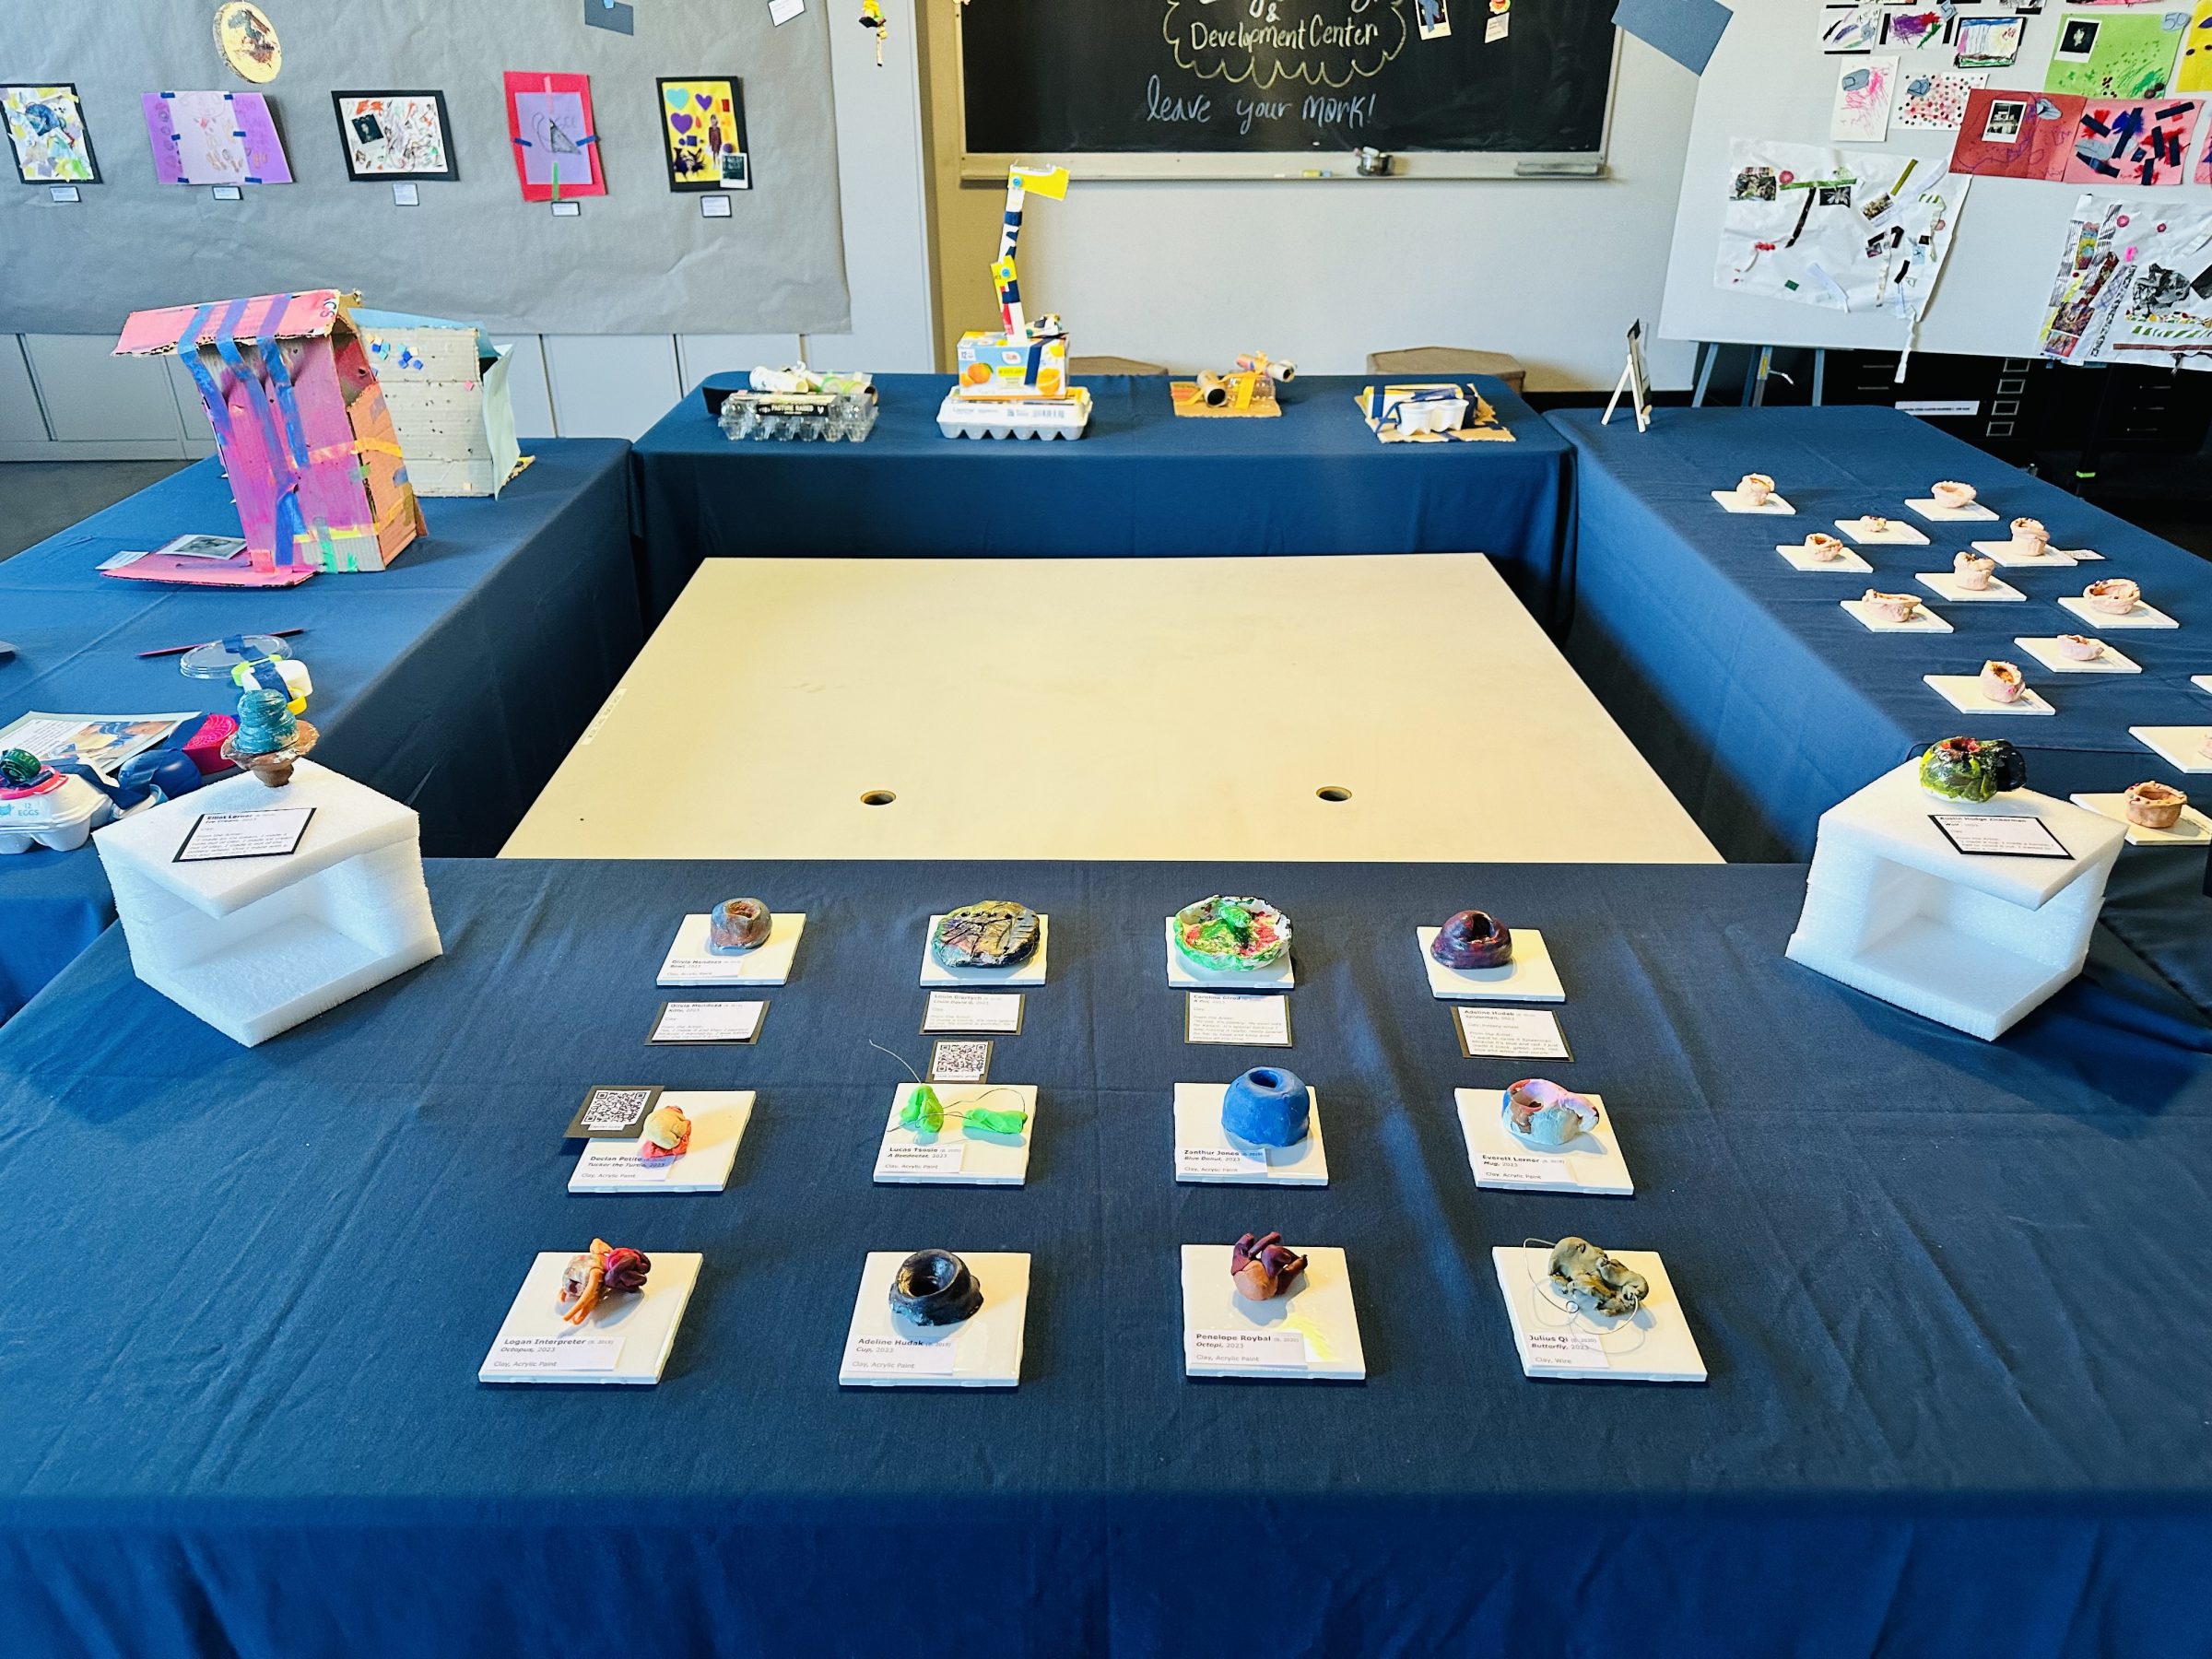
[{"x1": 655, "y1": 76, "x2": 749, "y2": 191}]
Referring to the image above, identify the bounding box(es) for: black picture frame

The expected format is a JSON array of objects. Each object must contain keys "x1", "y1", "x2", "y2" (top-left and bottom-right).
[{"x1": 330, "y1": 89, "x2": 459, "y2": 182}]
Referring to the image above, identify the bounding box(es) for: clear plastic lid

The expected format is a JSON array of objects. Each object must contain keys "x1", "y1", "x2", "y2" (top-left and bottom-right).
[{"x1": 179, "y1": 634, "x2": 293, "y2": 680}]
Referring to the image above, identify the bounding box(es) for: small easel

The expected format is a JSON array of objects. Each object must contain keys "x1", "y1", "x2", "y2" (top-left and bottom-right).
[{"x1": 1602, "y1": 320, "x2": 1653, "y2": 432}]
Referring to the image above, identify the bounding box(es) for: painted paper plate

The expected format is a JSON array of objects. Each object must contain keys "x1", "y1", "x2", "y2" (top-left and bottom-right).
[{"x1": 214, "y1": 3, "x2": 282, "y2": 84}]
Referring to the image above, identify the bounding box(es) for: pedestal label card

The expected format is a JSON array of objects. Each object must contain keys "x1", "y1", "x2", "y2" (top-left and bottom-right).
[
  {"x1": 1929, "y1": 814, "x2": 2070, "y2": 859},
  {"x1": 1185, "y1": 993, "x2": 1292, "y2": 1047},
  {"x1": 878, "y1": 1142, "x2": 966, "y2": 1177},
  {"x1": 1477, "y1": 1150, "x2": 1571, "y2": 1186},
  {"x1": 1453, "y1": 1006, "x2": 1571, "y2": 1059},
  {"x1": 1190, "y1": 1329, "x2": 1307, "y2": 1369},
  {"x1": 483, "y1": 1334, "x2": 622, "y2": 1374},
  {"x1": 843, "y1": 1334, "x2": 959, "y2": 1377},
  {"x1": 174, "y1": 806, "x2": 315, "y2": 862},
  {"x1": 922, "y1": 992, "x2": 1024, "y2": 1034},
  {"x1": 1526, "y1": 1331, "x2": 1609, "y2": 1371},
  {"x1": 648, "y1": 1001, "x2": 766, "y2": 1044}
]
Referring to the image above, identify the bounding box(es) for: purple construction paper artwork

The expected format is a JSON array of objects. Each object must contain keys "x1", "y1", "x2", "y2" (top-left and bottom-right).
[{"x1": 140, "y1": 90, "x2": 292, "y2": 186}]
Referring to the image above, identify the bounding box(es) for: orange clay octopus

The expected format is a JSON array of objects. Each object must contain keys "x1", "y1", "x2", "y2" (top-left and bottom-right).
[{"x1": 558, "y1": 1239, "x2": 652, "y2": 1324}]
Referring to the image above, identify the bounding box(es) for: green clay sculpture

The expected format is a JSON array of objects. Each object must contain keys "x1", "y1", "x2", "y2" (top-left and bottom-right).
[
  {"x1": 900, "y1": 1084, "x2": 1028, "y2": 1137},
  {"x1": 0, "y1": 748, "x2": 44, "y2": 787}
]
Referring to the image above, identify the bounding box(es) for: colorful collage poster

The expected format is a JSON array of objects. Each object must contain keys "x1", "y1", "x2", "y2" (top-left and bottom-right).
[
  {"x1": 2, "y1": 84, "x2": 99, "y2": 183},
  {"x1": 655, "y1": 76, "x2": 750, "y2": 191},
  {"x1": 332, "y1": 91, "x2": 457, "y2": 182}
]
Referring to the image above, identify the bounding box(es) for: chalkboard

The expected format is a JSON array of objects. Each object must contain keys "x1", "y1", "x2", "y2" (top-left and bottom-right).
[{"x1": 959, "y1": 0, "x2": 1618, "y2": 164}]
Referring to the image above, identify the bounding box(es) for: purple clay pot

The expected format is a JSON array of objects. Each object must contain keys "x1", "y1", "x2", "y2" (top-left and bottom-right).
[
  {"x1": 709, "y1": 897, "x2": 772, "y2": 954},
  {"x1": 1432, "y1": 910, "x2": 1512, "y2": 971}
]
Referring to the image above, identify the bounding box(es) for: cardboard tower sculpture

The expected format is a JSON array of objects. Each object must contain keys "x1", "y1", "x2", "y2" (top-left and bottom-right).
[
  {"x1": 115, "y1": 290, "x2": 425, "y2": 571},
  {"x1": 938, "y1": 164, "x2": 1092, "y2": 441}
]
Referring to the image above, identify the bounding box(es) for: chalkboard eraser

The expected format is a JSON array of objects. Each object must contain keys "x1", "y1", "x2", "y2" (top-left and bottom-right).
[{"x1": 1514, "y1": 159, "x2": 1605, "y2": 179}]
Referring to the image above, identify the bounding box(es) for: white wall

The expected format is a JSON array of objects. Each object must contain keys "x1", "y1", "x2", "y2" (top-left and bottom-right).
[
  {"x1": 0, "y1": 0, "x2": 935, "y2": 459},
  {"x1": 922, "y1": 28, "x2": 1701, "y2": 393}
]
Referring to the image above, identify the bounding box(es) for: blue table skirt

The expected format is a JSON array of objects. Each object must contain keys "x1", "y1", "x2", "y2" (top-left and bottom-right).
[
  {"x1": 2, "y1": 857, "x2": 2206, "y2": 1657},
  {"x1": 0, "y1": 443, "x2": 639, "y2": 1020},
  {"x1": 631, "y1": 373, "x2": 1574, "y2": 629},
  {"x1": 1550, "y1": 406, "x2": 2212, "y2": 863}
]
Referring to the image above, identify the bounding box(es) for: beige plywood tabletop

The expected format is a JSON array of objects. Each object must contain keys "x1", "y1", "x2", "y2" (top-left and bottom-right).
[{"x1": 503, "y1": 556, "x2": 1719, "y2": 865}]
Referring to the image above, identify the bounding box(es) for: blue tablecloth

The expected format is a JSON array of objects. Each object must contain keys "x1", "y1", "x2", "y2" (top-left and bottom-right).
[
  {"x1": 1549, "y1": 406, "x2": 2212, "y2": 863},
  {"x1": 3, "y1": 856, "x2": 2205, "y2": 1657},
  {"x1": 631, "y1": 373, "x2": 1574, "y2": 628},
  {"x1": 0, "y1": 443, "x2": 639, "y2": 1020}
]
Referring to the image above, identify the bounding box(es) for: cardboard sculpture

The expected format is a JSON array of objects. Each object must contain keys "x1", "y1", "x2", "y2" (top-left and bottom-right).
[
  {"x1": 352, "y1": 310, "x2": 525, "y2": 498},
  {"x1": 114, "y1": 291, "x2": 424, "y2": 571},
  {"x1": 940, "y1": 164, "x2": 1091, "y2": 440}
]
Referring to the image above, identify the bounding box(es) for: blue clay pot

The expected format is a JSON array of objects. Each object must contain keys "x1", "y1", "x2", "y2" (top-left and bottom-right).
[{"x1": 1221, "y1": 1066, "x2": 1310, "y2": 1147}]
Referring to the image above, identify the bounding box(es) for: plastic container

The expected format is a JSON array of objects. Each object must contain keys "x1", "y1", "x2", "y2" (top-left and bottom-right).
[{"x1": 0, "y1": 769, "x2": 114, "y2": 853}]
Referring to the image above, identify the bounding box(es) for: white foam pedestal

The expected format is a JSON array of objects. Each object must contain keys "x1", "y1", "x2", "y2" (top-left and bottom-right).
[
  {"x1": 1785, "y1": 761, "x2": 2123, "y2": 1041},
  {"x1": 92, "y1": 760, "x2": 442, "y2": 1047}
]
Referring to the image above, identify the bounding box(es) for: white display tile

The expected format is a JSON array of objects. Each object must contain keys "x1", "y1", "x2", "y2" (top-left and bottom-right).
[
  {"x1": 2057, "y1": 594, "x2": 2178, "y2": 631},
  {"x1": 2129, "y1": 727, "x2": 2212, "y2": 775},
  {"x1": 1972, "y1": 538, "x2": 2100, "y2": 570},
  {"x1": 2194, "y1": 676, "x2": 2212, "y2": 698},
  {"x1": 1172, "y1": 1082, "x2": 1328, "y2": 1185},
  {"x1": 918, "y1": 915, "x2": 1050, "y2": 987},
  {"x1": 1712, "y1": 488, "x2": 1794, "y2": 514},
  {"x1": 1841, "y1": 599, "x2": 1951, "y2": 634},
  {"x1": 1905, "y1": 496, "x2": 1997, "y2": 523},
  {"x1": 838, "y1": 1251, "x2": 1030, "y2": 1387},
  {"x1": 1915, "y1": 571, "x2": 2024, "y2": 604},
  {"x1": 1775, "y1": 541, "x2": 1872, "y2": 574},
  {"x1": 1490, "y1": 1247, "x2": 1706, "y2": 1383},
  {"x1": 874, "y1": 1084, "x2": 1038, "y2": 1185},
  {"x1": 1414, "y1": 927, "x2": 1564, "y2": 1003},
  {"x1": 1164, "y1": 919, "x2": 1295, "y2": 989},
  {"x1": 1454, "y1": 1088, "x2": 1633, "y2": 1196},
  {"x1": 478, "y1": 1251, "x2": 702, "y2": 1385},
  {"x1": 91, "y1": 759, "x2": 442, "y2": 1048},
  {"x1": 570, "y1": 1091, "x2": 754, "y2": 1194},
  {"x1": 1922, "y1": 675, "x2": 2055, "y2": 717},
  {"x1": 2068, "y1": 794, "x2": 2212, "y2": 849},
  {"x1": 656, "y1": 912, "x2": 805, "y2": 986},
  {"x1": 1835, "y1": 516, "x2": 1929, "y2": 546},
  {"x1": 2013, "y1": 636, "x2": 2140, "y2": 676},
  {"x1": 1180, "y1": 1244, "x2": 1365, "y2": 1380},
  {"x1": 1785, "y1": 760, "x2": 2124, "y2": 1041}
]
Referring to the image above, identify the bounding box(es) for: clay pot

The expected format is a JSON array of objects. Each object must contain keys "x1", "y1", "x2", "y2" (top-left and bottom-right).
[
  {"x1": 888, "y1": 1250, "x2": 984, "y2": 1327},
  {"x1": 1221, "y1": 1067, "x2": 1311, "y2": 1148},
  {"x1": 2010, "y1": 517, "x2": 2049, "y2": 554},
  {"x1": 2085, "y1": 579, "x2": 2141, "y2": 616},
  {"x1": 2124, "y1": 782, "x2": 2187, "y2": 830},
  {"x1": 1805, "y1": 534, "x2": 1847, "y2": 562},
  {"x1": 1863, "y1": 590, "x2": 1921, "y2": 623},
  {"x1": 1933, "y1": 481, "x2": 1977, "y2": 509},
  {"x1": 1737, "y1": 472, "x2": 1774, "y2": 505},
  {"x1": 1432, "y1": 909, "x2": 1512, "y2": 970},
  {"x1": 1979, "y1": 661, "x2": 2025, "y2": 704},
  {"x1": 1953, "y1": 551, "x2": 1995, "y2": 591},
  {"x1": 2057, "y1": 634, "x2": 2103, "y2": 661}
]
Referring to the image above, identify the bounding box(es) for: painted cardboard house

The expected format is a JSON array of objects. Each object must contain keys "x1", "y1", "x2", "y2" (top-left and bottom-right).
[
  {"x1": 351, "y1": 310, "x2": 527, "y2": 499},
  {"x1": 113, "y1": 290, "x2": 424, "y2": 571}
]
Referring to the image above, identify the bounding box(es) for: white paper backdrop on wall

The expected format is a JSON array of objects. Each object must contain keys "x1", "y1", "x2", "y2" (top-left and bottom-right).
[{"x1": 0, "y1": 0, "x2": 850, "y2": 336}]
